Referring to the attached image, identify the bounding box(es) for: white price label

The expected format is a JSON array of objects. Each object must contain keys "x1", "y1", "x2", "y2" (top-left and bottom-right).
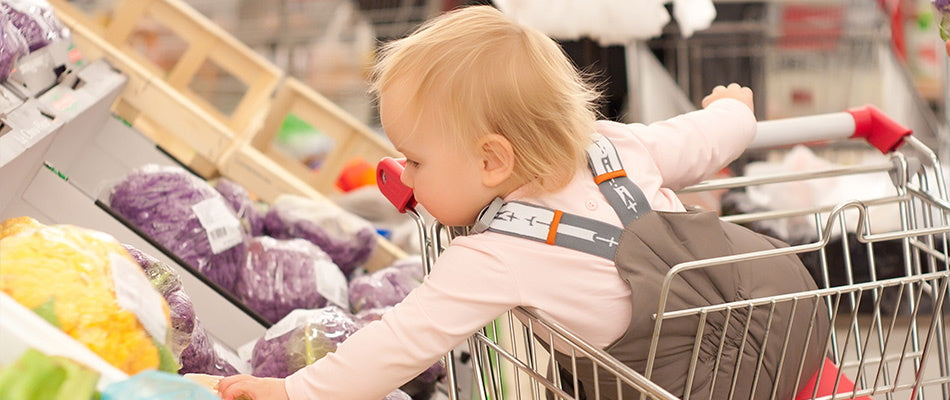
[
  {"x1": 315, "y1": 261, "x2": 350, "y2": 311},
  {"x1": 110, "y1": 253, "x2": 169, "y2": 344},
  {"x1": 192, "y1": 197, "x2": 244, "y2": 254}
]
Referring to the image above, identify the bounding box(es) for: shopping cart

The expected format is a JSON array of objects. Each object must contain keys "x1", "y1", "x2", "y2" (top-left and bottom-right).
[{"x1": 376, "y1": 105, "x2": 950, "y2": 400}]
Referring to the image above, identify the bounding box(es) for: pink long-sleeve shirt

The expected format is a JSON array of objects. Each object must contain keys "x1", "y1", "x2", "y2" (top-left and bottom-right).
[{"x1": 285, "y1": 98, "x2": 757, "y2": 400}]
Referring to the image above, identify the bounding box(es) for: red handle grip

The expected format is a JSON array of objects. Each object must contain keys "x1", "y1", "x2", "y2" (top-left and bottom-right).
[
  {"x1": 376, "y1": 157, "x2": 417, "y2": 213},
  {"x1": 847, "y1": 105, "x2": 912, "y2": 154}
]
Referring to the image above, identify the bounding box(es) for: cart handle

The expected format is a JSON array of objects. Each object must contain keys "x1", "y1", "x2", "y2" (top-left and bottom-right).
[
  {"x1": 751, "y1": 105, "x2": 911, "y2": 154},
  {"x1": 377, "y1": 157, "x2": 417, "y2": 213}
]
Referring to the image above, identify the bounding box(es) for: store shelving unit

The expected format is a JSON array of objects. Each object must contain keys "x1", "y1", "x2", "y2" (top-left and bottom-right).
[{"x1": 0, "y1": 47, "x2": 269, "y2": 351}]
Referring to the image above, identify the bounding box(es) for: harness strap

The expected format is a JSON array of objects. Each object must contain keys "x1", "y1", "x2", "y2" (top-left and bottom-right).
[
  {"x1": 586, "y1": 134, "x2": 652, "y2": 226},
  {"x1": 473, "y1": 201, "x2": 623, "y2": 260},
  {"x1": 468, "y1": 135, "x2": 649, "y2": 260}
]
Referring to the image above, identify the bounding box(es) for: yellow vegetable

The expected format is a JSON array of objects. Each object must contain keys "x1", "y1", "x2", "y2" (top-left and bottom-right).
[{"x1": 0, "y1": 217, "x2": 171, "y2": 374}]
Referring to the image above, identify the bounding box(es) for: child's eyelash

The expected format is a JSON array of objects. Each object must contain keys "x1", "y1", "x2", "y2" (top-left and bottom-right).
[{"x1": 406, "y1": 160, "x2": 419, "y2": 167}]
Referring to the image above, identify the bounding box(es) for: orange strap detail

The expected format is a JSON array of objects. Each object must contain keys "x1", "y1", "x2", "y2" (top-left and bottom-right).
[
  {"x1": 546, "y1": 210, "x2": 563, "y2": 245},
  {"x1": 594, "y1": 169, "x2": 627, "y2": 185}
]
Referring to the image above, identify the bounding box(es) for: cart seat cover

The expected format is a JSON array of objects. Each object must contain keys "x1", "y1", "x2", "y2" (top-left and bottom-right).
[{"x1": 557, "y1": 210, "x2": 830, "y2": 400}]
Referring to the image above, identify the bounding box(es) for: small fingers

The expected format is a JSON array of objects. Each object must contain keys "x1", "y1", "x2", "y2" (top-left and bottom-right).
[{"x1": 216, "y1": 374, "x2": 253, "y2": 398}]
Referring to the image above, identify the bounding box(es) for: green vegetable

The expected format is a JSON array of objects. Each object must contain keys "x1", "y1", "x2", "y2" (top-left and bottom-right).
[{"x1": 0, "y1": 348, "x2": 100, "y2": 400}]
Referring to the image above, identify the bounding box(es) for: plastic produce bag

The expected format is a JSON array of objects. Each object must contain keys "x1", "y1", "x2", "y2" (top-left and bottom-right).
[
  {"x1": 0, "y1": 14, "x2": 27, "y2": 82},
  {"x1": 102, "y1": 370, "x2": 219, "y2": 400},
  {"x1": 1, "y1": 0, "x2": 68, "y2": 52},
  {"x1": 348, "y1": 265, "x2": 420, "y2": 313},
  {"x1": 123, "y1": 245, "x2": 196, "y2": 360},
  {"x1": 389, "y1": 256, "x2": 425, "y2": 282},
  {"x1": 0, "y1": 217, "x2": 175, "y2": 375},
  {"x1": 178, "y1": 321, "x2": 239, "y2": 376},
  {"x1": 109, "y1": 165, "x2": 249, "y2": 293},
  {"x1": 263, "y1": 194, "x2": 377, "y2": 277},
  {"x1": 236, "y1": 236, "x2": 349, "y2": 324},
  {"x1": 214, "y1": 178, "x2": 265, "y2": 237},
  {"x1": 250, "y1": 307, "x2": 359, "y2": 378}
]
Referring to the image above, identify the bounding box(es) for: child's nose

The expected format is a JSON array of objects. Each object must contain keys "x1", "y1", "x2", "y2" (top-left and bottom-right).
[{"x1": 400, "y1": 168, "x2": 414, "y2": 188}]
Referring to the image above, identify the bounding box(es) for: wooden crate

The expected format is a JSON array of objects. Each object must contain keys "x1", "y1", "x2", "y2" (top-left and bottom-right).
[
  {"x1": 50, "y1": 0, "x2": 407, "y2": 271},
  {"x1": 252, "y1": 78, "x2": 398, "y2": 194},
  {"x1": 50, "y1": 0, "x2": 282, "y2": 176}
]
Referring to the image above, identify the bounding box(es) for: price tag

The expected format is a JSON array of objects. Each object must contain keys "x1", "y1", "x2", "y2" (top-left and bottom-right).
[
  {"x1": 110, "y1": 253, "x2": 169, "y2": 344},
  {"x1": 192, "y1": 197, "x2": 244, "y2": 254},
  {"x1": 315, "y1": 261, "x2": 350, "y2": 310}
]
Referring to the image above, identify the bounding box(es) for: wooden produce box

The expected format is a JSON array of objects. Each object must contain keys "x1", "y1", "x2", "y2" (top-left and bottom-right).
[
  {"x1": 49, "y1": 0, "x2": 281, "y2": 177},
  {"x1": 249, "y1": 78, "x2": 398, "y2": 195}
]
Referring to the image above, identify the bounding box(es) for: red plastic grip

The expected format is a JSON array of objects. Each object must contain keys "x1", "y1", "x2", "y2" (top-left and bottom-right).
[
  {"x1": 376, "y1": 157, "x2": 417, "y2": 213},
  {"x1": 847, "y1": 105, "x2": 912, "y2": 154}
]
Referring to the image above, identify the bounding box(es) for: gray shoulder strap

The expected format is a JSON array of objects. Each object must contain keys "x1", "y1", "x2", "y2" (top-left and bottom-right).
[
  {"x1": 471, "y1": 199, "x2": 623, "y2": 260},
  {"x1": 586, "y1": 134, "x2": 651, "y2": 226},
  {"x1": 466, "y1": 135, "x2": 649, "y2": 260}
]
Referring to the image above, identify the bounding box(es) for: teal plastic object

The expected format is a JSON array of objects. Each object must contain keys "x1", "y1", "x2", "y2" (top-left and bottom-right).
[{"x1": 102, "y1": 370, "x2": 220, "y2": 400}]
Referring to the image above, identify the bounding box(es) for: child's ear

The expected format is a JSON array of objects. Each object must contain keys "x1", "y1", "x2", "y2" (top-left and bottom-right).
[{"x1": 478, "y1": 134, "x2": 515, "y2": 188}]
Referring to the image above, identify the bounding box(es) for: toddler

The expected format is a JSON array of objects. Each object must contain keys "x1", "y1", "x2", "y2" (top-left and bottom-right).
[{"x1": 219, "y1": 5, "x2": 826, "y2": 400}]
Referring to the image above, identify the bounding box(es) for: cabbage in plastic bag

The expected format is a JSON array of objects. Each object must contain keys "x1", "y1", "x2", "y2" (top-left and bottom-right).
[
  {"x1": 1, "y1": 0, "x2": 68, "y2": 52},
  {"x1": 263, "y1": 194, "x2": 376, "y2": 276},
  {"x1": 250, "y1": 307, "x2": 359, "y2": 378},
  {"x1": 0, "y1": 217, "x2": 174, "y2": 375},
  {"x1": 390, "y1": 256, "x2": 425, "y2": 282},
  {"x1": 213, "y1": 178, "x2": 265, "y2": 237},
  {"x1": 348, "y1": 266, "x2": 420, "y2": 313},
  {"x1": 0, "y1": 13, "x2": 27, "y2": 82},
  {"x1": 109, "y1": 165, "x2": 248, "y2": 293},
  {"x1": 122, "y1": 245, "x2": 196, "y2": 360},
  {"x1": 236, "y1": 237, "x2": 349, "y2": 324},
  {"x1": 178, "y1": 321, "x2": 239, "y2": 377}
]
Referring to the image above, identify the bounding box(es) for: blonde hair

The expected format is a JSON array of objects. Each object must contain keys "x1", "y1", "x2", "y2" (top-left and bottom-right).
[{"x1": 371, "y1": 5, "x2": 601, "y2": 192}]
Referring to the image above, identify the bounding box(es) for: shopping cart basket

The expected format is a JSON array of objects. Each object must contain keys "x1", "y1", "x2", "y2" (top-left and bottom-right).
[{"x1": 377, "y1": 105, "x2": 950, "y2": 400}]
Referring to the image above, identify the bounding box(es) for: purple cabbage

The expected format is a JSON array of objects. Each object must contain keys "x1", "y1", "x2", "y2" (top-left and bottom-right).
[
  {"x1": 214, "y1": 178, "x2": 265, "y2": 237},
  {"x1": 123, "y1": 244, "x2": 195, "y2": 358},
  {"x1": 348, "y1": 266, "x2": 420, "y2": 313},
  {"x1": 109, "y1": 165, "x2": 248, "y2": 293},
  {"x1": 1, "y1": 0, "x2": 66, "y2": 52},
  {"x1": 235, "y1": 237, "x2": 346, "y2": 324},
  {"x1": 250, "y1": 307, "x2": 360, "y2": 378},
  {"x1": 179, "y1": 321, "x2": 240, "y2": 376},
  {"x1": 0, "y1": 14, "x2": 27, "y2": 82},
  {"x1": 389, "y1": 257, "x2": 425, "y2": 282},
  {"x1": 354, "y1": 306, "x2": 393, "y2": 328},
  {"x1": 263, "y1": 195, "x2": 376, "y2": 277}
]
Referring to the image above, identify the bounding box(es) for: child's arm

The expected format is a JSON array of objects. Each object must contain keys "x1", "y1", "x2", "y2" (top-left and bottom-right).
[
  {"x1": 221, "y1": 244, "x2": 520, "y2": 400},
  {"x1": 617, "y1": 83, "x2": 757, "y2": 190}
]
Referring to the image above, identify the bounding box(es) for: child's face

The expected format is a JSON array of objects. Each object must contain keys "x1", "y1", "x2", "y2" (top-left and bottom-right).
[{"x1": 379, "y1": 83, "x2": 498, "y2": 226}]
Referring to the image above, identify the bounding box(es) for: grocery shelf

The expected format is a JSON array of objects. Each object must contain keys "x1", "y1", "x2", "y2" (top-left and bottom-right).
[{"x1": 0, "y1": 162, "x2": 268, "y2": 350}]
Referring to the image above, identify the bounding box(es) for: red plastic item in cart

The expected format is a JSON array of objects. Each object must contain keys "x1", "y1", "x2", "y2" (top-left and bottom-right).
[
  {"x1": 376, "y1": 157, "x2": 417, "y2": 213},
  {"x1": 794, "y1": 358, "x2": 871, "y2": 400}
]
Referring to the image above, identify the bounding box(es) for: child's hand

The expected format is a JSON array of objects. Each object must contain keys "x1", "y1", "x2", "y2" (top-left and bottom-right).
[
  {"x1": 216, "y1": 374, "x2": 289, "y2": 400},
  {"x1": 701, "y1": 83, "x2": 754, "y2": 113}
]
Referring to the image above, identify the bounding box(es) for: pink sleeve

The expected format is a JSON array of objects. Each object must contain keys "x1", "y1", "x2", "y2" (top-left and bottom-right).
[
  {"x1": 284, "y1": 244, "x2": 521, "y2": 400},
  {"x1": 603, "y1": 98, "x2": 756, "y2": 190}
]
